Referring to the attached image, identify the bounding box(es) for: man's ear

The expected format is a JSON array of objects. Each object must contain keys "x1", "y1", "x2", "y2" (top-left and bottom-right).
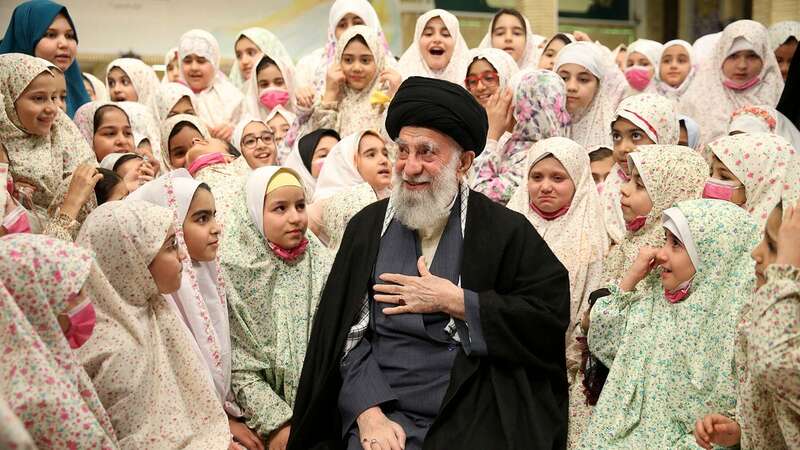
[{"x1": 457, "y1": 150, "x2": 475, "y2": 176}]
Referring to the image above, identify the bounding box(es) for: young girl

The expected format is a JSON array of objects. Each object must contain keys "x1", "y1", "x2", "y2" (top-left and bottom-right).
[
  {"x1": 681, "y1": 20, "x2": 784, "y2": 145},
  {"x1": 398, "y1": 9, "x2": 470, "y2": 84},
  {"x1": 267, "y1": 106, "x2": 296, "y2": 156},
  {"x1": 162, "y1": 47, "x2": 180, "y2": 83},
  {"x1": 76, "y1": 200, "x2": 231, "y2": 449},
  {"x1": 623, "y1": 39, "x2": 663, "y2": 94},
  {"x1": 679, "y1": 114, "x2": 700, "y2": 148},
  {"x1": 554, "y1": 41, "x2": 627, "y2": 147},
  {"x1": 230, "y1": 27, "x2": 293, "y2": 91},
  {"x1": 768, "y1": 21, "x2": 799, "y2": 80},
  {"x1": 231, "y1": 117, "x2": 277, "y2": 170},
  {"x1": 602, "y1": 145, "x2": 708, "y2": 285},
  {"x1": 538, "y1": 33, "x2": 576, "y2": 71},
  {"x1": 581, "y1": 199, "x2": 760, "y2": 448},
  {"x1": 601, "y1": 93, "x2": 680, "y2": 244},
  {"x1": 703, "y1": 132, "x2": 795, "y2": 228},
  {"x1": 94, "y1": 168, "x2": 128, "y2": 204},
  {"x1": 507, "y1": 137, "x2": 607, "y2": 372},
  {"x1": 244, "y1": 52, "x2": 297, "y2": 121},
  {"x1": 695, "y1": 199, "x2": 800, "y2": 449},
  {"x1": 477, "y1": 8, "x2": 545, "y2": 69},
  {"x1": 157, "y1": 81, "x2": 198, "y2": 119},
  {"x1": 74, "y1": 101, "x2": 136, "y2": 162},
  {"x1": 310, "y1": 25, "x2": 401, "y2": 139},
  {"x1": 463, "y1": 48, "x2": 518, "y2": 153},
  {"x1": 52, "y1": 67, "x2": 67, "y2": 113},
  {"x1": 309, "y1": 130, "x2": 392, "y2": 250},
  {"x1": 294, "y1": 0, "x2": 395, "y2": 99},
  {"x1": 0, "y1": 234, "x2": 118, "y2": 449},
  {"x1": 0, "y1": 0, "x2": 91, "y2": 117},
  {"x1": 588, "y1": 146, "x2": 614, "y2": 188},
  {"x1": 160, "y1": 113, "x2": 212, "y2": 170},
  {"x1": 106, "y1": 57, "x2": 162, "y2": 120},
  {"x1": 178, "y1": 29, "x2": 244, "y2": 141},
  {"x1": 472, "y1": 69, "x2": 570, "y2": 204},
  {"x1": 284, "y1": 129, "x2": 341, "y2": 198},
  {"x1": 82, "y1": 72, "x2": 109, "y2": 101},
  {"x1": 655, "y1": 40, "x2": 696, "y2": 100},
  {"x1": 726, "y1": 104, "x2": 800, "y2": 150},
  {"x1": 0, "y1": 54, "x2": 98, "y2": 235},
  {"x1": 221, "y1": 166, "x2": 333, "y2": 449}
]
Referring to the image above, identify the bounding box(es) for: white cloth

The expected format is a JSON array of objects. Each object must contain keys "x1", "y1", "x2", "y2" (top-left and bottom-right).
[
  {"x1": 127, "y1": 169, "x2": 238, "y2": 416},
  {"x1": 476, "y1": 13, "x2": 545, "y2": 69},
  {"x1": 115, "y1": 101, "x2": 162, "y2": 153},
  {"x1": 397, "y1": 9, "x2": 470, "y2": 84},
  {"x1": 681, "y1": 20, "x2": 784, "y2": 147},
  {"x1": 768, "y1": 21, "x2": 800, "y2": 50},
  {"x1": 82, "y1": 72, "x2": 109, "y2": 101},
  {"x1": 312, "y1": 130, "x2": 375, "y2": 203},
  {"x1": 679, "y1": 114, "x2": 701, "y2": 149},
  {"x1": 554, "y1": 41, "x2": 627, "y2": 147},
  {"x1": 99, "y1": 152, "x2": 138, "y2": 171},
  {"x1": 161, "y1": 47, "x2": 178, "y2": 83},
  {"x1": 464, "y1": 47, "x2": 519, "y2": 91},
  {"x1": 178, "y1": 29, "x2": 245, "y2": 128},
  {"x1": 692, "y1": 32, "x2": 721, "y2": 63},
  {"x1": 156, "y1": 82, "x2": 198, "y2": 120},
  {"x1": 283, "y1": 139, "x2": 318, "y2": 198},
  {"x1": 106, "y1": 58, "x2": 162, "y2": 120},
  {"x1": 655, "y1": 39, "x2": 697, "y2": 100},
  {"x1": 662, "y1": 206, "x2": 700, "y2": 269}
]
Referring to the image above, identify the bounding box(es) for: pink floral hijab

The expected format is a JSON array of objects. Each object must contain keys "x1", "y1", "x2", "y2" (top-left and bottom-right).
[{"x1": 0, "y1": 234, "x2": 117, "y2": 449}]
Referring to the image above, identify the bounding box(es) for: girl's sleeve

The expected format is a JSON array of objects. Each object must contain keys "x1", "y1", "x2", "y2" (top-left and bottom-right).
[{"x1": 587, "y1": 283, "x2": 644, "y2": 367}]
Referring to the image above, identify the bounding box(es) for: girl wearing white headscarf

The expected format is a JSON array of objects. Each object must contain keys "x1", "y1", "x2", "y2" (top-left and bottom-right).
[
  {"x1": 82, "y1": 72, "x2": 109, "y2": 101},
  {"x1": 398, "y1": 9, "x2": 470, "y2": 84},
  {"x1": 243, "y1": 51, "x2": 297, "y2": 121},
  {"x1": 727, "y1": 104, "x2": 800, "y2": 151},
  {"x1": 623, "y1": 39, "x2": 663, "y2": 95},
  {"x1": 768, "y1": 20, "x2": 800, "y2": 80},
  {"x1": 230, "y1": 116, "x2": 277, "y2": 171},
  {"x1": 221, "y1": 166, "x2": 333, "y2": 443},
  {"x1": 477, "y1": 8, "x2": 545, "y2": 69},
  {"x1": 157, "y1": 82, "x2": 198, "y2": 120},
  {"x1": 106, "y1": 57, "x2": 162, "y2": 121},
  {"x1": 538, "y1": 33, "x2": 577, "y2": 71},
  {"x1": 681, "y1": 20, "x2": 784, "y2": 146},
  {"x1": 162, "y1": 47, "x2": 180, "y2": 83},
  {"x1": 655, "y1": 39, "x2": 697, "y2": 101},
  {"x1": 308, "y1": 130, "x2": 391, "y2": 250},
  {"x1": 295, "y1": 0, "x2": 396, "y2": 94},
  {"x1": 178, "y1": 29, "x2": 245, "y2": 141},
  {"x1": 76, "y1": 200, "x2": 231, "y2": 449},
  {"x1": 229, "y1": 27, "x2": 293, "y2": 92},
  {"x1": 554, "y1": 41, "x2": 627, "y2": 148}
]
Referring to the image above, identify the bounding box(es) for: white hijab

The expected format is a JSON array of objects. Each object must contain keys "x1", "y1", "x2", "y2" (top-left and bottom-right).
[
  {"x1": 157, "y1": 82, "x2": 199, "y2": 121},
  {"x1": 82, "y1": 72, "x2": 109, "y2": 102},
  {"x1": 464, "y1": 47, "x2": 520, "y2": 92},
  {"x1": 477, "y1": 12, "x2": 545, "y2": 69},
  {"x1": 655, "y1": 39, "x2": 697, "y2": 100},
  {"x1": 398, "y1": 9, "x2": 470, "y2": 84},
  {"x1": 106, "y1": 58, "x2": 162, "y2": 121},
  {"x1": 554, "y1": 41, "x2": 627, "y2": 147},
  {"x1": 768, "y1": 21, "x2": 800, "y2": 50},
  {"x1": 312, "y1": 129, "x2": 379, "y2": 203},
  {"x1": 178, "y1": 29, "x2": 244, "y2": 127}
]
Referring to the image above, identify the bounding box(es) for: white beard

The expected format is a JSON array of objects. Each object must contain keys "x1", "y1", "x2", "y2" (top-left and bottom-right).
[{"x1": 391, "y1": 156, "x2": 460, "y2": 231}]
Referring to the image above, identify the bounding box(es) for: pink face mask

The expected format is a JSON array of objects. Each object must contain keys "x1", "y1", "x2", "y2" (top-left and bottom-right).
[
  {"x1": 625, "y1": 215, "x2": 647, "y2": 232},
  {"x1": 187, "y1": 152, "x2": 227, "y2": 176},
  {"x1": 723, "y1": 77, "x2": 760, "y2": 91},
  {"x1": 529, "y1": 202, "x2": 570, "y2": 221},
  {"x1": 624, "y1": 66, "x2": 653, "y2": 91},
  {"x1": 311, "y1": 158, "x2": 325, "y2": 176},
  {"x1": 268, "y1": 237, "x2": 309, "y2": 262},
  {"x1": 702, "y1": 178, "x2": 743, "y2": 202},
  {"x1": 64, "y1": 298, "x2": 96, "y2": 349},
  {"x1": 664, "y1": 278, "x2": 692, "y2": 303},
  {"x1": 259, "y1": 88, "x2": 290, "y2": 110}
]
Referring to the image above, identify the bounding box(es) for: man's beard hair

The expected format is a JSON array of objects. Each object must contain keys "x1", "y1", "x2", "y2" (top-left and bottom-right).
[{"x1": 391, "y1": 156, "x2": 460, "y2": 230}]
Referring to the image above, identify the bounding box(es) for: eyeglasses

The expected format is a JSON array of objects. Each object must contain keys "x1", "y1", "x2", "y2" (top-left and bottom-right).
[
  {"x1": 241, "y1": 132, "x2": 275, "y2": 150},
  {"x1": 464, "y1": 71, "x2": 500, "y2": 89}
]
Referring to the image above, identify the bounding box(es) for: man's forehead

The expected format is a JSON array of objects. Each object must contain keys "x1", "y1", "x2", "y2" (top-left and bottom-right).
[{"x1": 397, "y1": 126, "x2": 457, "y2": 148}]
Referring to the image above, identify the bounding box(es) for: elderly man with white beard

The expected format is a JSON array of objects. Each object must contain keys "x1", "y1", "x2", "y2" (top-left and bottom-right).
[{"x1": 288, "y1": 77, "x2": 570, "y2": 450}]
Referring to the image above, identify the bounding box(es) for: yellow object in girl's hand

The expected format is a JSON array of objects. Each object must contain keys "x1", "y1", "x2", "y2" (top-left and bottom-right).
[{"x1": 369, "y1": 89, "x2": 391, "y2": 106}]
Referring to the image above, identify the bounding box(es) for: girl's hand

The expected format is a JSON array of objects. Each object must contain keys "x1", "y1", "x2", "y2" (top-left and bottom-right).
[
  {"x1": 229, "y1": 418, "x2": 264, "y2": 450},
  {"x1": 620, "y1": 246, "x2": 659, "y2": 292},
  {"x1": 776, "y1": 200, "x2": 800, "y2": 268},
  {"x1": 694, "y1": 414, "x2": 741, "y2": 449},
  {"x1": 267, "y1": 424, "x2": 290, "y2": 450},
  {"x1": 485, "y1": 88, "x2": 513, "y2": 141},
  {"x1": 378, "y1": 68, "x2": 403, "y2": 98},
  {"x1": 211, "y1": 123, "x2": 234, "y2": 142},
  {"x1": 61, "y1": 164, "x2": 103, "y2": 219},
  {"x1": 323, "y1": 63, "x2": 346, "y2": 103},
  {"x1": 296, "y1": 86, "x2": 316, "y2": 108}
]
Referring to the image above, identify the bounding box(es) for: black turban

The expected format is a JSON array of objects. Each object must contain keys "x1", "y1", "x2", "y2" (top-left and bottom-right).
[
  {"x1": 297, "y1": 128, "x2": 340, "y2": 172},
  {"x1": 385, "y1": 76, "x2": 488, "y2": 155}
]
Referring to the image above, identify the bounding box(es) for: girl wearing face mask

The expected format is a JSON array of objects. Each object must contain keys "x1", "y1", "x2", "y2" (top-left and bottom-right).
[
  {"x1": 581, "y1": 199, "x2": 760, "y2": 449},
  {"x1": 129, "y1": 170, "x2": 264, "y2": 450},
  {"x1": 106, "y1": 58, "x2": 162, "y2": 121},
  {"x1": 695, "y1": 198, "x2": 800, "y2": 450},
  {"x1": 603, "y1": 145, "x2": 707, "y2": 285},
  {"x1": 0, "y1": 54, "x2": 98, "y2": 237},
  {"x1": 600, "y1": 93, "x2": 680, "y2": 244},
  {"x1": 623, "y1": 39, "x2": 663, "y2": 94},
  {"x1": 655, "y1": 40, "x2": 696, "y2": 100},
  {"x1": 178, "y1": 29, "x2": 245, "y2": 142},
  {"x1": 554, "y1": 41, "x2": 627, "y2": 147},
  {"x1": 230, "y1": 27, "x2": 293, "y2": 92},
  {"x1": 221, "y1": 167, "x2": 333, "y2": 450},
  {"x1": 472, "y1": 69, "x2": 570, "y2": 204},
  {"x1": 398, "y1": 10, "x2": 470, "y2": 84},
  {"x1": 76, "y1": 200, "x2": 231, "y2": 449},
  {"x1": 284, "y1": 129, "x2": 341, "y2": 200},
  {"x1": 478, "y1": 8, "x2": 546, "y2": 69},
  {"x1": 538, "y1": 33, "x2": 576, "y2": 71},
  {"x1": 309, "y1": 26, "x2": 401, "y2": 142},
  {"x1": 0, "y1": 0, "x2": 91, "y2": 117},
  {"x1": 703, "y1": 132, "x2": 795, "y2": 229},
  {"x1": 0, "y1": 234, "x2": 119, "y2": 449},
  {"x1": 158, "y1": 82, "x2": 198, "y2": 119},
  {"x1": 295, "y1": 0, "x2": 396, "y2": 104},
  {"x1": 244, "y1": 52, "x2": 297, "y2": 123},
  {"x1": 309, "y1": 130, "x2": 392, "y2": 250},
  {"x1": 682, "y1": 20, "x2": 784, "y2": 146}
]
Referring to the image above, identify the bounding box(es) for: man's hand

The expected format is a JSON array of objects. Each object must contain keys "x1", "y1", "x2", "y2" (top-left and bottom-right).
[
  {"x1": 374, "y1": 256, "x2": 465, "y2": 319},
  {"x1": 356, "y1": 407, "x2": 406, "y2": 450}
]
